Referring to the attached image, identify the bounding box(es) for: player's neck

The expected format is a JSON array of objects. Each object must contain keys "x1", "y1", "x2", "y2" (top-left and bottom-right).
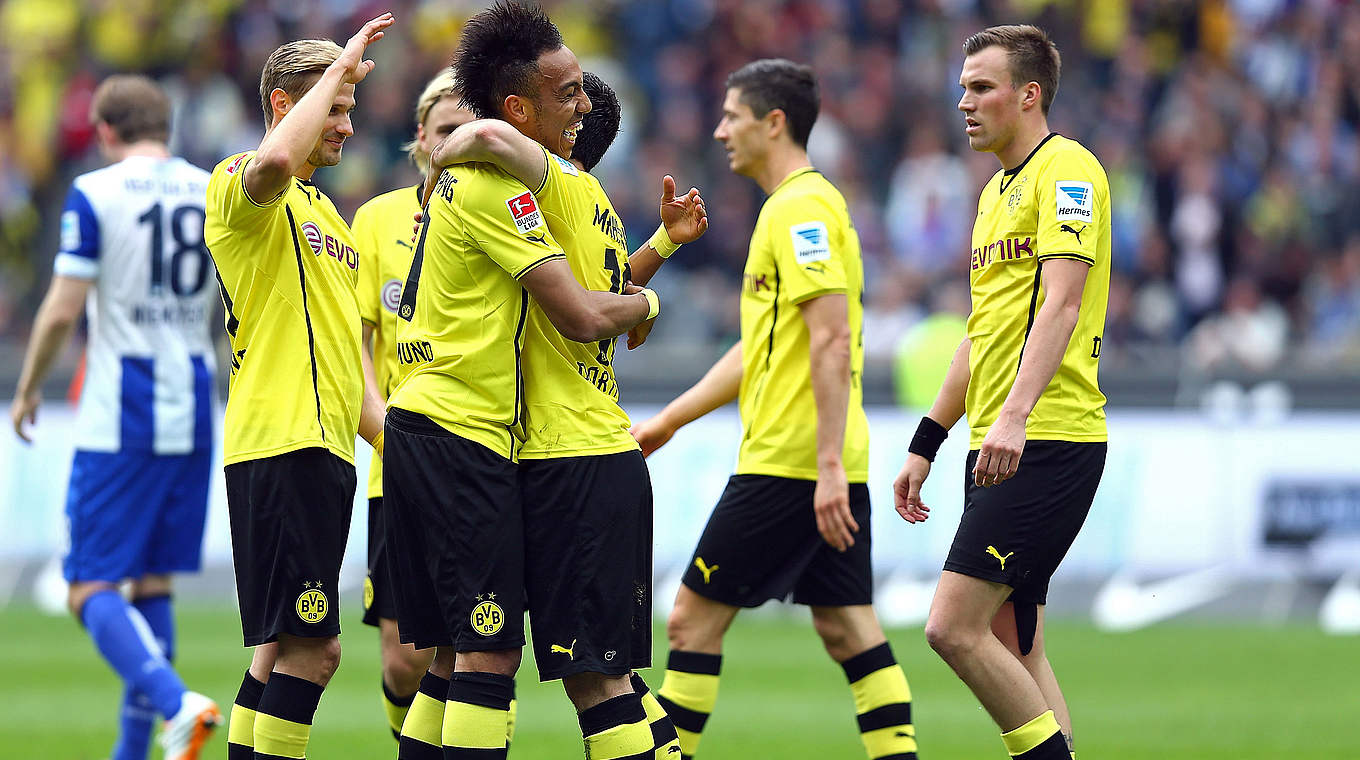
[
  {"x1": 754, "y1": 148, "x2": 812, "y2": 195},
  {"x1": 108, "y1": 140, "x2": 171, "y2": 162},
  {"x1": 996, "y1": 119, "x2": 1050, "y2": 170}
]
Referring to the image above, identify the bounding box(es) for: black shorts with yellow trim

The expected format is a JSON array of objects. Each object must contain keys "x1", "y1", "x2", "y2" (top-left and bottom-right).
[
  {"x1": 382, "y1": 407, "x2": 524, "y2": 651},
  {"x1": 681, "y1": 474, "x2": 873, "y2": 608},
  {"x1": 519, "y1": 449, "x2": 653, "y2": 682},
  {"x1": 943, "y1": 440, "x2": 1106, "y2": 605},
  {"x1": 361, "y1": 497, "x2": 397, "y2": 627},
  {"x1": 225, "y1": 447, "x2": 356, "y2": 647}
]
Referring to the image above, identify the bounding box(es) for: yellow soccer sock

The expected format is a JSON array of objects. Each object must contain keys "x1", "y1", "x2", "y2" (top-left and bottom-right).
[
  {"x1": 227, "y1": 672, "x2": 264, "y2": 760},
  {"x1": 655, "y1": 651, "x2": 722, "y2": 759},
  {"x1": 632, "y1": 671, "x2": 682, "y2": 758},
  {"x1": 1001, "y1": 710, "x2": 1068, "y2": 759},
  {"x1": 442, "y1": 672, "x2": 513, "y2": 759},
  {"x1": 842, "y1": 642, "x2": 918, "y2": 759},
  {"x1": 381, "y1": 679, "x2": 416, "y2": 740},
  {"x1": 253, "y1": 672, "x2": 323, "y2": 759},
  {"x1": 506, "y1": 698, "x2": 518, "y2": 746},
  {"x1": 580, "y1": 692, "x2": 654, "y2": 760},
  {"x1": 398, "y1": 672, "x2": 447, "y2": 760}
]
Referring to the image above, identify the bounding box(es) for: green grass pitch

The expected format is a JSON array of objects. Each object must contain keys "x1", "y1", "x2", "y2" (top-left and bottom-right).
[{"x1": 3, "y1": 603, "x2": 1356, "y2": 759}]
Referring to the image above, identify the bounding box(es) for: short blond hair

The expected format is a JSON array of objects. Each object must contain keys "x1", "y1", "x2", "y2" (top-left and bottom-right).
[
  {"x1": 403, "y1": 69, "x2": 460, "y2": 169},
  {"x1": 92, "y1": 75, "x2": 171, "y2": 143},
  {"x1": 258, "y1": 39, "x2": 344, "y2": 128}
]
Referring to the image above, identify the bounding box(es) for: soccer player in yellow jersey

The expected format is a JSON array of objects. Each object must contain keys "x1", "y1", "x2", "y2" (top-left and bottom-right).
[
  {"x1": 381, "y1": 5, "x2": 665, "y2": 759},
  {"x1": 203, "y1": 14, "x2": 393, "y2": 760},
  {"x1": 426, "y1": 66, "x2": 705, "y2": 759},
  {"x1": 632, "y1": 59, "x2": 920, "y2": 760},
  {"x1": 892, "y1": 25, "x2": 1110, "y2": 760},
  {"x1": 350, "y1": 69, "x2": 474, "y2": 749}
]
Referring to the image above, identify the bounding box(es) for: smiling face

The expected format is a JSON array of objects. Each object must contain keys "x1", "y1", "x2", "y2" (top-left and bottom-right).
[
  {"x1": 957, "y1": 45, "x2": 1027, "y2": 157},
  {"x1": 713, "y1": 87, "x2": 768, "y2": 178},
  {"x1": 517, "y1": 45, "x2": 591, "y2": 159},
  {"x1": 304, "y1": 83, "x2": 356, "y2": 168}
]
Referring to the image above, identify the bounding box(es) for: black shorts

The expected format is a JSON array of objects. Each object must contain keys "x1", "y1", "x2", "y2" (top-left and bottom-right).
[
  {"x1": 682, "y1": 475, "x2": 873, "y2": 608},
  {"x1": 361, "y1": 497, "x2": 397, "y2": 627},
  {"x1": 520, "y1": 450, "x2": 653, "y2": 682},
  {"x1": 225, "y1": 447, "x2": 356, "y2": 646},
  {"x1": 383, "y1": 408, "x2": 524, "y2": 651},
  {"x1": 943, "y1": 440, "x2": 1106, "y2": 605}
]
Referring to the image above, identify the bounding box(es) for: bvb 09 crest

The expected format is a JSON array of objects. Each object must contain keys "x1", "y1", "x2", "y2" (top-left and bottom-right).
[
  {"x1": 296, "y1": 586, "x2": 328, "y2": 623},
  {"x1": 471, "y1": 599, "x2": 504, "y2": 636}
]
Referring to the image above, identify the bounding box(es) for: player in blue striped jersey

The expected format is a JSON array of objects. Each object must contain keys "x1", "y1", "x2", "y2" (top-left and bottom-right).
[{"x1": 10, "y1": 75, "x2": 222, "y2": 760}]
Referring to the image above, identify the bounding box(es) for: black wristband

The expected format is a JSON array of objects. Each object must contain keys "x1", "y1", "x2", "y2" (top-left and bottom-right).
[{"x1": 907, "y1": 416, "x2": 948, "y2": 462}]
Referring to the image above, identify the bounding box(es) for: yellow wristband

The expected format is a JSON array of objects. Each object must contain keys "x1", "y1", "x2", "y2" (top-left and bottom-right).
[
  {"x1": 641, "y1": 288, "x2": 660, "y2": 320},
  {"x1": 371, "y1": 430, "x2": 384, "y2": 458},
  {"x1": 648, "y1": 224, "x2": 680, "y2": 259}
]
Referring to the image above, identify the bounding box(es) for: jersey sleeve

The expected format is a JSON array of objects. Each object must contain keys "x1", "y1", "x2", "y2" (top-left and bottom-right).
[
  {"x1": 1035, "y1": 152, "x2": 1106, "y2": 267},
  {"x1": 768, "y1": 196, "x2": 849, "y2": 304},
  {"x1": 206, "y1": 152, "x2": 285, "y2": 237},
  {"x1": 462, "y1": 170, "x2": 566, "y2": 280},
  {"x1": 533, "y1": 146, "x2": 592, "y2": 226},
  {"x1": 53, "y1": 184, "x2": 100, "y2": 280},
  {"x1": 351, "y1": 199, "x2": 382, "y2": 326}
]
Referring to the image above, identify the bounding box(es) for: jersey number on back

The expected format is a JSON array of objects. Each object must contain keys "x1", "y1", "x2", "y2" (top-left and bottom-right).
[
  {"x1": 137, "y1": 202, "x2": 209, "y2": 297},
  {"x1": 596, "y1": 247, "x2": 630, "y2": 364}
]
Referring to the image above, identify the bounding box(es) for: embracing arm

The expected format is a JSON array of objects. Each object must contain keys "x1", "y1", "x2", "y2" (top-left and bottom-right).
[
  {"x1": 424, "y1": 120, "x2": 548, "y2": 205},
  {"x1": 518, "y1": 258, "x2": 655, "y2": 344},
  {"x1": 11, "y1": 276, "x2": 92, "y2": 440}
]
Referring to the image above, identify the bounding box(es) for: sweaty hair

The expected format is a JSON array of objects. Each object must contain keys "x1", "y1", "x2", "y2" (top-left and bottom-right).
[
  {"x1": 962, "y1": 24, "x2": 1062, "y2": 115},
  {"x1": 91, "y1": 75, "x2": 171, "y2": 144},
  {"x1": 572, "y1": 72, "x2": 621, "y2": 172},
  {"x1": 725, "y1": 58, "x2": 819, "y2": 149},
  {"x1": 403, "y1": 69, "x2": 460, "y2": 168},
  {"x1": 258, "y1": 39, "x2": 344, "y2": 128},
  {"x1": 452, "y1": 1, "x2": 563, "y2": 119}
]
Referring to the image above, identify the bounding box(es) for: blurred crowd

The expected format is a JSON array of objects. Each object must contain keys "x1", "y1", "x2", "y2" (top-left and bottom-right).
[{"x1": 2, "y1": 0, "x2": 1359, "y2": 376}]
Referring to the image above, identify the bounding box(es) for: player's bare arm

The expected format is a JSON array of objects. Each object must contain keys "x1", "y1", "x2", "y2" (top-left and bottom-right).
[
  {"x1": 11, "y1": 275, "x2": 92, "y2": 441},
  {"x1": 245, "y1": 12, "x2": 393, "y2": 202},
  {"x1": 519, "y1": 258, "x2": 657, "y2": 343},
  {"x1": 627, "y1": 175, "x2": 708, "y2": 286},
  {"x1": 357, "y1": 322, "x2": 386, "y2": 455},
  {"x1": 630, "y1": 341, "x2": 742, "y2": 457},
  {"x1": 426, "y1": 119, "x2": 548, "y2": 203},
  {"x1": 894, "y1": 336, "x2": 971, "y2": 523},
  {"x1": 800, "y1": 293, "x2": 858, "y2": 552},
  {"x1": 975, "y1": 258, "x2": 1088, "y2": 488}
]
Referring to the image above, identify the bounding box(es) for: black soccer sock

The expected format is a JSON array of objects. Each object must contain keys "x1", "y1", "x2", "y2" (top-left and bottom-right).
[
  {"x1": 841, "y1": 642, "x2": 917, "y2": 759},
  {"x1": 253, "y1": 672, "x2": 323, "y2": 760},
  {"x1": 1001, "y1": 710, "x2": 1068, "y2": 759},
  {"x1": 632, "y1": 671, "x2": 682, "y2": 758},
  {"x1": 227, "y1": 672, "x2": 265, "y2": 760},
  {"x1": 655, "y1": 650, "x2": 722, "y2": 759},
  {"x1": 398, "y1": 672, "x2": 447, "y2": 760},
  {"x1": 442, "y1": 671, "x2": 513, "y2": 759},
  {"x1": 580, "y1": 692, "x2": 653, "y2": 759}
]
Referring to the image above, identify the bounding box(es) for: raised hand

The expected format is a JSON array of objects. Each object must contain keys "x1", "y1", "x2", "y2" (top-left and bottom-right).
[
  {"x1": 335, "y1": 12, "x2": 395, "y2": 85},
  {"x1": 659, "y1": 175, "x2": 708, "y2": 245}
]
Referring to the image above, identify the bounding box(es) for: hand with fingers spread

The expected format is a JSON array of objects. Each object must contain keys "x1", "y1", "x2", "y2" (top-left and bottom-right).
[
  {"x1": 659, "y1": 175, "x2": 708, "y2": 245},
  {"x1": 974, "y1": 411, "x2": 1025, "y2": 487},
  {"x1": 814, "y1": 460, "x2": 857, "y2": 552},
  {"x1": 893, "y1": 454, "x2": 932, "y2": 524},
  {"x1": 334, "y1": 13, "x2": 395, "y2": 85}
]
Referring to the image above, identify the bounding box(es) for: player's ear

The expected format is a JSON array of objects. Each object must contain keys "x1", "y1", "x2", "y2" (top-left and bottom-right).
[
  {"x1": 269, "y1": 88, "x2": 292, "y2": 124},
  {"x1": 503, "y1": 94, "x2": 532, "y2": 126},
  {"x1": 765, "y1": 108, "x2": 787, "y2": 140},
  {"x1": 1020, "y1": 81, "x2": 1041, "y2": 112}
]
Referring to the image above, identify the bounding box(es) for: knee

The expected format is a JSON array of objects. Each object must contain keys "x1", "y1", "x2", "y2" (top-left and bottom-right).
[
  {"x1": 313, "y1": 637, "x2": 343, "y2": 680},
  {"x1": 457, "y1": 648, "x2": 520, "y2": 678},
  {"x1": 67, "y1": 582, "x2": 116, "y2": 622},
  {"x1": 666, "y1": 607, "x2": 715, "y2": 652},
  {"x1": 382, "y1": 644, "x2": 430, "y2": 693},
  {"x1": 923, "y1": 616, "x2": 975, "y2": 665},
  {"x1": 811, "y1": 613, "x2": 853, "y2": 660}
]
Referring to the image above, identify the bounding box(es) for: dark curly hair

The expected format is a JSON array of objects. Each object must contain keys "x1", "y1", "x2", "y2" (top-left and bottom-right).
[
  {"x1": 452, "y1": 1, "x2": 563, "y2": 119},
  {"x1": 572, "y1": 72, "x2": 621, "y2": 172}
]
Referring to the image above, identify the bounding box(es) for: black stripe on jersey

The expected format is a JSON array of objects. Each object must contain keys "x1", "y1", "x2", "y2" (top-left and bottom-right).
[
  {"x1": 1037, "y1": 252, "x2": 1096, "y2": 266},
  {"x1": 1016, "y1": 265, "x2": 1044, "y2": 373},
  {"x1": 998, "y1": 132, "x2": 1059, "y2": 194},
  {"x1": 510, "y1": 288, "x2": 530, "y2": 434},
  {"x1": 511, "y1": 253, "x2": 566, "y2": 280},
  {"x1": 284, "y1": 205, "x2": 327, "y2": 443},
  {"x1": 214, "y1": 269, "x2": 240, "y2": 338},
  {"x1": 398, "y1": 212, "x2": 432, "y2": 323}
]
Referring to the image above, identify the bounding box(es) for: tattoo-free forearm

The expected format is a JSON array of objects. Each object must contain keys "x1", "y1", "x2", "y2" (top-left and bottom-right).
[
  {"x1": 808, "y1": 327, "x2": 851, "y2": 468},
  {"x1": 998, "y1": 300, "x2": 1080, "y2": 421},
  {"x1": 658, "y1": 341, "x2": 742, "y2": 430},
  {"x1": 926, "y1": 338, "x2": 972, "y2": 429}
]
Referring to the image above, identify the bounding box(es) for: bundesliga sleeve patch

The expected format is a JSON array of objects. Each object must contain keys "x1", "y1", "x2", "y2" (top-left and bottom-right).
[
  {"x1": 553, "y1": 154, "x2": 579, "y2": 176},
  {"x1": 505, "y1": 191, "x2": 544, "y2": 234},
  {"x1": 1055, "y1": 181, "x2": 1094, "y2": 222},
  {"x1": 789, "y1": 221, "x2": 831, "y2": 264},
  {"x1": 59, "y1": 210, "x2": 81, "y2": 252}
]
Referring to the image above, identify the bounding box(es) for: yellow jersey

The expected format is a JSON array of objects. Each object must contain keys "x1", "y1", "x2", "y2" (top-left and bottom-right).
[
  {"x1": 518, "y1": 149, "x2": 637, "y2": 459},
  {"x1": 386, "y1": 164, "x2": 565, "y2": 460},
  {"x1": 205, "y1": 151, "x2": 363, "y2": 466},
  {"x1": 352, "y1": 184, "x2": 421, "y2": 498},
  {"x1": 736, "y1": 168, "x2": 869, "y2": 483},
  {"x1": 965, "y1": 133, "x2": 1110, "y2": 446}
]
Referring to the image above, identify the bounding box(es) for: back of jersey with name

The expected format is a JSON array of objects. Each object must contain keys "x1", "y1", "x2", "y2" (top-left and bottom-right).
[{"x1": 55, "y1": 156, "x2": 217, "y2": 454}]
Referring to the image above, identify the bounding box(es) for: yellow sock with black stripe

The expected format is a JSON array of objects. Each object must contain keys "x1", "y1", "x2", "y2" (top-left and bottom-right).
[
  {"x1": 841, "y1": 642, "x2": 917, "y2": 759},
  {"x1": 383, "y1": 679, "x2": 417, "y2": 740},
  {"x1": 580, "y1": 692, "x2": 654, "y2": 759},
  {"x1": 1001, "y1": 710, "x2": 1068, "y2": 759},
  {"x1": 506, "y1": 698, "x2": 518, "y2": 747},
  {"x1": 227, "y1": 671, "x2": 265, "y2": 760},
  {"x1": 442, "y1": 672, "x2": 513, "y2": 759},
  {"x1": 398, "y1": 672, "x2": 447, "y2": 760},
  {"x1": 253, "y1": 671, "x2": 324, "y2": 759},
  {"x1": 655, "y1": 650, "x2": 721, "y2": 759},
  {"x1": 631, "y1": 671, "x2": 681, "y2": 758}
]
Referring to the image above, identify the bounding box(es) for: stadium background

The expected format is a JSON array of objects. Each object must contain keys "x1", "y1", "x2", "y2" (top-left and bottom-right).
[{"x1": 2, "y1": 1, "x2": 1359, "y2": 758}]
